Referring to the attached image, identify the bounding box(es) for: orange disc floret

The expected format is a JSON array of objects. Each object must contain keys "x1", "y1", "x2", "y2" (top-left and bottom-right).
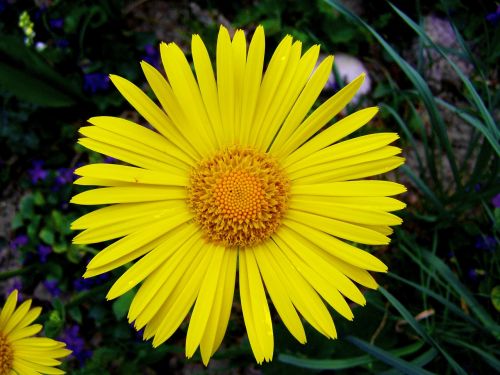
[{"x1": 188, "y1": 146, "x2": 289, "y2": 247}]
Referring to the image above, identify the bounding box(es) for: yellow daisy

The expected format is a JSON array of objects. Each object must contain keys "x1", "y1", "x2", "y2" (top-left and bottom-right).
[
  {"x1": 0, "y1": 290, "x2": 71, "y2": 374},
  {"x1": 71, "y1": 25, "x2": 406, "y2": 365}
]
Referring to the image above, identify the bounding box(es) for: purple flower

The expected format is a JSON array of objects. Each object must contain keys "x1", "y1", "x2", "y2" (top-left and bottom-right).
[
  {"x1": 103, "y1": 156, "x2": 116, "y2": 164},
  {"x1": 10, "y1": 234, "x2": 28, "y2": 250},
  {"x1": 83, "y1": 72, "x2": 110, "y2": 94},
  {"x1": 43, "y1": 279, "x2": 61, "y2": 297},
  {"x1": 38, "y1": 244, "x2": 52, "y2": 262},
  {"x1": 5, "y1": 280, "x2": 23, "y2": 301},
  {"x1": 142, "y1": 44, "x2": 160, "y2": 68},
  {"x1": 59, "y1": 326, "x2": 92, "y2": 364},
  {"x1": 28, "y1": 160, "x2": 48, "y2": 184},
  {"x1": 486, "y1": 6, "x2": 500, "y2": 25},
  {"x1": 49, "y1": 18, "x2": 64, "y2": 29},
  {"x1": 73, "y1": 273, "x2": 109, "y2": 291},
  {"x1": 55, "y1": 167, "x2": 74, "y2": 186},
  {"x1": 475, "y1": 236, "x2": 497, "y2": 252},
  {"x1": 492, "y1": 194, "x2": 500, "y2": 208}
]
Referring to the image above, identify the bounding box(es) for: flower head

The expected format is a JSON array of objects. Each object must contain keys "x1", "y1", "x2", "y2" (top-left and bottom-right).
[
  {"x1": 71, "y1": 25, "x2": 405, "y2": 365},
  {"x1": 0, "y1": 290, "x2": 71, "y2": 374},
  {"x1": 59, "y1": 325, "x2": 91, "y2": 364},
  {"x1": 83, "y1": 72, "x2": 111, "y2": 94},
  {"x1": 38, "y1": 244, "x2": 52, "y2": 262}
]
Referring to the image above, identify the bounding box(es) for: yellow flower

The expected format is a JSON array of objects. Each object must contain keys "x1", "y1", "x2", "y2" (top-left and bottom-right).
[
  {"x1": 0, "y1": 290, "x2": 71, "y2": 374},
  {"x1": 71, "y1": 25, "x2": 405, "y2": 365}
]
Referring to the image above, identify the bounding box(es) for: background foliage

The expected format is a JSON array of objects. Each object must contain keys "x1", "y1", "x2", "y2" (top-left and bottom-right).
[{"x1": 1, "y1": 0, "x2": 498, "y2": 373}]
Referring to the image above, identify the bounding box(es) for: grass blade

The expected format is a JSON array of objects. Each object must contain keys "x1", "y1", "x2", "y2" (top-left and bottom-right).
[
  {"x1": 324, "y1": 0, "x2": 461, "y2": 188},
  {"x1": 345, "y1": 336, "x2": 434, "y2": 375}
]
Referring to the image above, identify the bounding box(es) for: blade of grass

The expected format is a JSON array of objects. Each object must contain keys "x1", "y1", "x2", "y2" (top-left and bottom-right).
[
  {"x1": 389, "y1": 2, "x2": 498, "y2": 139},
  {"x1": 325, "y1": 0, "x2": 461, "y2": 189},
  {"x1": 378, "y1": 286, "x2": 467, "y2": 375},
  {"x1": 278, "y1": 341, "x2": 425, "y2": 370},
  {"x1": 382, "y1": 348, "x2": 439, "y2": 375},
  {"x1": 345, "y1": 336, "x2": 435, "y2": 375},
  {"x1": 400, "y1": 165, "x2": 445, "y2": 211},
  {"x1": 435, "y1": 98, "x2": 499, "y2": 155},
  {"x1": 379, "y1": 103, "x2": 424, "y2": 172},
  {"x1": 386, "y1": 272, "x2": 482, "y2": 330},
  {"x1": 421, "y1": 251, "x2": 500, "y2": 337},
  {"x1": 444, "y1": 338, "x2": 500, "y2": 372}
]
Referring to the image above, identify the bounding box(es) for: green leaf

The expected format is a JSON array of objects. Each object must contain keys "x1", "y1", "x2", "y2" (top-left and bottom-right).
[
  {"x1": 19, "y1": 194, "x2": 35, "y2": 218},
  {"x1": 378, "y1": 286, "x2": 467, "y2": 375},
  {"x1": 112, "y1": 290, "x2": 135, "y2": 320},
  {"x1": 421, "y1": 251, "x2": 500, "y2": 337},
  {"x1": 0, "y1": 60, "x2": 75, "y2": 107},
  {"x1": 278, "y1": 341, "x2": 425, "y2": 370},
  {"x1": 345, "y1": 336, "x2": 434, "y2": 375},
  {"x1": 44, "y1": 310, "x2": 64, "y2": 338},
  {"x1": 324, "y1": 0, "x2": 461, "y2": 188},
  {"x1": 39, "y1": 227, "x2": 55, "y2": 245},
  {"x1": 490, "y1": 285, "x2": 500, "y2": 312}
]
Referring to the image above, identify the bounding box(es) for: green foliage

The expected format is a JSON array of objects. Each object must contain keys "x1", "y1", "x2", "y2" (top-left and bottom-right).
[{"x1": 1, "y1": 0, "x2": 498, "y2": 373}]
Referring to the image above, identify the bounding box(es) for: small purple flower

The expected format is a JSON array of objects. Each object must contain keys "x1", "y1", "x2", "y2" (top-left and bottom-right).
[
  {"x1": 73, "y1": 273, "x2": 109, "y2": 291},
  {"x1": 142, "y1": 44, "x2": 160, "y2": 68},
  {"x1": 103, "y1": 156, "x2": 116, "y2": 164},
  {"x1": 43, "y1": 279, "x2": 61, "y2": 297},
  {"x1": 10, "y1": 234, "x2": 29, "y2": 250},
  {"x1": 486, "y1": 6, "x2": 500, "y2": 25},
  {"x1": 49, "y1": 18, "x2": 64, "y2": 29},
  {"x1": 38, "y1": 244, "x2": 52, "y2": 262},
  {"x1": 492, "y1": 194, "x2": 500, "y2": 208},
  {"x1": 59, "y1": 325, "x2": 92, "y2": 364},
  {"x1": 28, "y1": 160, "x2": 48, "y2": 184},
  {"x1": 83, "y1": 72, "x2": 110, "y2": 94},
  {"x1": 55, "y1": 167, "x2": 74, "y2": 186},
  {"x1": 5, "y1": 280, "x2": 23, "y2": 301},
  {"x1": 475, "y1": 236, "x2": 497, "y2": 252}
]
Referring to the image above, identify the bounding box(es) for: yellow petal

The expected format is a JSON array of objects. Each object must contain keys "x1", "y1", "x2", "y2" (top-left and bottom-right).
[
  {"x1": 106, "y1": 223, "x2": 199, "y2": 300},
  {"x1": 151, "y1": 244, "x2": 212, "y2": 347},
  {"x1": 253, "y1": 245, "x2": 306, "y2": 343},
  {"x1": 130, "y1": 235, "x2": 205, "y2": 329},
  {"x1": 239, "y1": 249, "x2": 273, "y2": 364},
  {"x1": 186, "y1": 245, "x2": 225, "y2": 360},
  {"x1": 283, "y1": 219, "x2": 388, "y2": 272},
  {"x1": 289, "y1": 146, "x2": 401, "y2": 180},
  {"x1": 160, "y1": 43, "x2": 217, "y2": 154},
  {"x1": 284, "y1": 106, "x2": 379, "y2": 168},
  {"x1": 269, "y1": 55, "x2": 334, "y2": 156},
  {"x1": 254, "y1": 39, "x2": 300, "y2": 150},
  {"x1": 0, "y1": 290, "x2": 18, "y2": 331},
  {"x1": 87, "y1": 115, "x2": 194, "y2": 166},
  {"x1": 289, "y1": 198, "x2": 403, "y2": 226},
  {"x1": 74, "y1": 164, "x2": 187, "y2": 187},
  {"x1": 3, "y1": 300, "x2": 31, "y2": 336},
  {"x1": 291, "y1": 180, "x2": 407, "y2": 196},
  {"x1": 231, "y1": 29, "x2": 247, "y2": 142},
  {"x1": 271, "y1": 234, "x2": 355, "y2": 319},
  {"x1": 192, "y1": 34, "x2": 224, "y2": 147},
  {"x1": 71, "y1": 200, "x2": 182, "y2": 230},
  {"x1": 70, "y1": 186, "x2": 187, "y2": 205},
  {"x1": 262, "y1": 240, "x2": 337, "y2": 339},
  {"x1": 85, "y1": 211, "x2": 191, "y2": 271},
  {"x1": 260, "y1": 44, "x2": 320, "y2": 151},
  {"x1": 286, "y1": 209, "x2": 390, "y2": 245},
  {"x1": 296, "y1": 156, "x2": 405, "y2": 184},
  {"x1": 240, "y1": 25, "x2": 265, "y2": 146},
  {"x1": 287, "y1": 132, "x2": 399, "y2": 174}
]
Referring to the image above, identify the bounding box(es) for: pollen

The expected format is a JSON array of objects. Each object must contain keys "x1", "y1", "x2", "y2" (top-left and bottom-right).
[
  {"x1": 188, "y1": 146, "x2": 289, "y2": 248},
  {"x1": 0, "y1": 333, "x2": 13, "y2": 375}
]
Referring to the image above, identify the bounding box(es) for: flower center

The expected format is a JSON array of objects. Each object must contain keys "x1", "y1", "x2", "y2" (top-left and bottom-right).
[
  {"x1": 188, "y1": 146, "x2": 289, "y2": 248},
  {"x1": 0, "y1": 333, "x2": 13, "y2": 375}
]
